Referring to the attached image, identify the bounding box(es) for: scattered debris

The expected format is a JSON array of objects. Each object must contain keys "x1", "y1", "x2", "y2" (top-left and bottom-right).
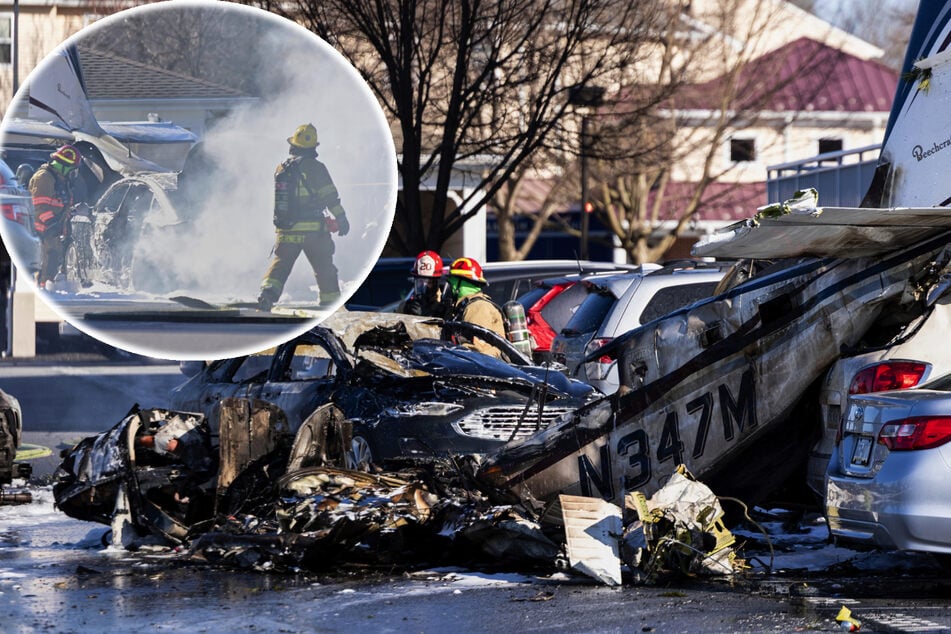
[
  {"x1": 560, "y1": 494, "x2": 622, "y2": 586},
  {"x1": 623, "y1": 466, "x2": 741, "y2": 583},
  {"x1": 836, "y1": 605, "x2": 862, "y2": 631},
  {"x1": 51, "y1": 403, "x2": 748, "y2": 585}
]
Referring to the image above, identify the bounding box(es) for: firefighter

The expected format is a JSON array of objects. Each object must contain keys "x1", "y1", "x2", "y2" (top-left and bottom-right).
[
  {"x1": 399, "y1": 250, "x2": 447, "y2": 317},
  {"x1": 257, "y1": 123, "x2": 350, "y2": 311},
  {"x1": 444, "y1": 257, "x2": 506, "y2": 358},
  {"x1": 29, "y1": 145, "x2": 83, "y2": 290}
]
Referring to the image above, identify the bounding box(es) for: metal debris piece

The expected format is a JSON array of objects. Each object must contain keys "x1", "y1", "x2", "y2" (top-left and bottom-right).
[
  {"x1": 457, "y1": 505, "x2": 561, "y2": 563},
  {"x1": 54, "y1": 407, "x2": 218, "y2": 545},
  {"x1": 622, "y1": 466, "x2": 740, "y2": 582},
  {"x1": 753, "y1": 187, "x2": 820, "y2": 221},
  {"x1": 559, "y1": 494, "x2": 623, "y2": 586}
]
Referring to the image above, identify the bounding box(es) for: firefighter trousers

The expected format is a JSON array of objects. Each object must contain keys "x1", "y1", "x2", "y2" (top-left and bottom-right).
[
  {"x1": 259, "y1": 229, "x2": 340, "y2": 303},
  {"x1": 38, "y1": 231, "x2": 65, "y2": 286}
]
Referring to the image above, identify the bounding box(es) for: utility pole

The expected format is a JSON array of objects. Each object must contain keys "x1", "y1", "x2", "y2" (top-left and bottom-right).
[{"x1": 567, "y1": 84, "x2": 605, "y2": 261}]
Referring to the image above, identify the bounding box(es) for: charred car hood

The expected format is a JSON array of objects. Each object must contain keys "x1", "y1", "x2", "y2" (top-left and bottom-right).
[{"x1": 382, "y1": 339, "x2": 595, "y2": 399}]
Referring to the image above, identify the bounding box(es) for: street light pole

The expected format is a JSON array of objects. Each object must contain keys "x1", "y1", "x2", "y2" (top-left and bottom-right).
[
  {"x1": 580, "y1": 115, "x2": 590, "y2": 260},
  {"x1": 567, "y1": 84, "x2": 604, "y2": 262},
  {"x1": 12, "y1": 0, "x2": 18, "y2": 92}
]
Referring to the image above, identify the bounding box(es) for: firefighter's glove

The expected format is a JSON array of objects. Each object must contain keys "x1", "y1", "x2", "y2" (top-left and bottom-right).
[{"x1": 335, "y1": 214, "x2": 350, "y2": 237}]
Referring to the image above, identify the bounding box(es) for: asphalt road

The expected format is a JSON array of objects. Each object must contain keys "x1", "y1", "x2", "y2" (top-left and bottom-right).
[{"x1": 2, "y1": 500, "x2": 951, "y2": 634}]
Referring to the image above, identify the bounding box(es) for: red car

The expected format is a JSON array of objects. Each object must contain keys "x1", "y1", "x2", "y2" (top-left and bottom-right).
[{"x1": 517, "y1": 266, "x2": 659, "y2": 363}]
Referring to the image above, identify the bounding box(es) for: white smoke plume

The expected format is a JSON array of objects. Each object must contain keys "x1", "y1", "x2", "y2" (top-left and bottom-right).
[{"x1": 137, "y1": 12, "x2": 396, "y2": 305}]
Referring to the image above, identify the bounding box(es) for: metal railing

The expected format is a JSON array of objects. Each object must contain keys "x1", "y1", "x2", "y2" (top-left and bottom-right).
[{"x1": 767, "y1": 144, "x2": 881, "y2": 207}]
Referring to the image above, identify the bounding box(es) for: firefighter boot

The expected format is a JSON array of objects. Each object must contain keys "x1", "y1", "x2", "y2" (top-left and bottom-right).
[
  {"x1": 257, "y1": 287, "x2": 280, "y2": 312},
  {"x1": 318, "y1": 290, "x2": 341, "y2": 308}
]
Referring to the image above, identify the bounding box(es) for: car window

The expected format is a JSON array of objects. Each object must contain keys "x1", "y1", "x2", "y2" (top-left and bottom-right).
[
  {"x1": 561, "y1": 291, "x2": 616, "y2": 334},
  {"x1": 516, "y1": 287, "x2": 547, "y2": 311},
  {"x1": 486, "y1": 279, "x2": 521, "y2": 304},
  {"x1": 97, "y1": 183, "x2": 132, "y2": 213},
  {"x1": 639, "y1": 282, "x2": 719, "y2": 325},
  {"x1": 923, "y1": 373, "x2": 951, "y2": 391},
  {"x1": 285, "y1": 343, "x2": 335, "y2": 381},
  {"x1": 541, "y1": 282, "x2": 588, "y2": 333},
  {"x1": 228, "y1": 354, "x2": 273, "y2": 383}
]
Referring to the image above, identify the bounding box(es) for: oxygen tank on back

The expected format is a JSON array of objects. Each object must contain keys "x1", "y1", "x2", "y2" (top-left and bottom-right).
[{"x1": 503, "y1": 300, "x2": 533, "y2": 358}]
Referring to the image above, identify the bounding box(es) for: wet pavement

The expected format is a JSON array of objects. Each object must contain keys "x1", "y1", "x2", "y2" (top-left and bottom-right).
[{"x1": 2, "y1": 484, "x2": 950, "y2": 633}]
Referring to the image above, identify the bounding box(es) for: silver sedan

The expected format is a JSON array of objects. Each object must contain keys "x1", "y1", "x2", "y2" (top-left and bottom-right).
[{"x1": 825, "y1": 372, "x2": 951, "y2": 562}]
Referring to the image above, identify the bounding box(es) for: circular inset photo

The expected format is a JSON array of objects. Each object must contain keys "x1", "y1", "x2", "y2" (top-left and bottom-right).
[{"x1": 0, "y1": 0, "x2": 397, "y2": 360}]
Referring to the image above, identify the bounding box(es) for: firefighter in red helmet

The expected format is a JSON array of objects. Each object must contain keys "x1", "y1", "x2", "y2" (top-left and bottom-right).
[
  {"x1": 399, "y1": 250, "x2": 447, "y2": 317},
  {"x1": 444, "y1": 256, "x2": 506, "y2": 358},
  {"x1": 29, "y1": 144, "x2": 83, "y2": 289}
]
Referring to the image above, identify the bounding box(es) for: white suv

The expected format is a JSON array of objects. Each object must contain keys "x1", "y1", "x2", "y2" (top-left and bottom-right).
[{"x1": 551, "y1": 262, "x2": 728, "y2": 393}]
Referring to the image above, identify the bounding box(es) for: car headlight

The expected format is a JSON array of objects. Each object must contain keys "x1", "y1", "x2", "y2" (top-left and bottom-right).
[{"x1": 384, "y1": 402, "x2": 465, "y2": 417}]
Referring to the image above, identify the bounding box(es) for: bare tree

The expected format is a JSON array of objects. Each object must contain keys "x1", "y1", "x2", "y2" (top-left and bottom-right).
[
  {"x1": 246, "y1": 0, "x2": 668, "y2": 257},
  {"x1": 80, "y1": 2, "x2": 265, "y2": 95}
]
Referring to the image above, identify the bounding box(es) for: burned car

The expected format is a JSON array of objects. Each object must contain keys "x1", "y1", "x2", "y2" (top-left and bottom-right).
[
  {"x1": 169, "y1": 311, "x2": 597, "y2": 466},
  {"x1": 53, "y1": 313, "x2": 597, "y2": 561},
  {"x1": 0, "y1": 387, "x2": 28, "y2": 487},
  {"x1": 65, "y1": 173, "x2": 185, "y2": 294}
]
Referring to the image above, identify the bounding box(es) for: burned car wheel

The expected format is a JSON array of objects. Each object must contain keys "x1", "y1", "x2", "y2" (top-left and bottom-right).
[
  {"x1": 346, "y1": 435, "x2": 373, "y2": 471},
  {"x1": 65, "y1": 210, "x2": 94, "y2": 288}
]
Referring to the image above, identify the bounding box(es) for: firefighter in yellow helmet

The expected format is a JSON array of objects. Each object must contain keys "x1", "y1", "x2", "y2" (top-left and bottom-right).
[
  {"x1": 444, "y1": 257, "x2": 506, "y2": 358},
  {"x1": 29, "y1": 145, "x2": 83, "y2": 289},
  {"x1": 257, "y1": 123, "x2": 350, "y2": 310}
]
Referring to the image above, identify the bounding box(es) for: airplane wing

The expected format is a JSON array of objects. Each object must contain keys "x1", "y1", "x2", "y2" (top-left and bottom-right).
[
  {"x1": 2, "y1": 119, "x2": 194, "y2": 174},
  {"x1": 0, "y1": 119, "x2": 75, "y2": 142},
  {"x1": 693, "y1": 206, "x2": 951, "y2": 259},
  {"x1": 27, "y1": 46, "x2": 104, "y2": 136}
]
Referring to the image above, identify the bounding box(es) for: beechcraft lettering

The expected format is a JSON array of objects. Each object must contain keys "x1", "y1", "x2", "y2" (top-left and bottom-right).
[{"x1": 577, "y1": 369, "x2": 757, "y2": 501}]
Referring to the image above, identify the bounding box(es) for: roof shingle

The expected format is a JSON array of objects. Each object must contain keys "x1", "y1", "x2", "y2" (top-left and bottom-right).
[{"x1": 77, "y1": 46, "x2": 249, "y2": 101}]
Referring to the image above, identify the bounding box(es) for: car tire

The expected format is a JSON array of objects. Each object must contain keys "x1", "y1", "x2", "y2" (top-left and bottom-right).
[
  {"x1": 933, "y1": 553, "x2": 951, "y2": 572},
  {"x1": 65, "y1": 220, "x2": 93, "y2": 288},
  {"x1": 346, "y1": 434, "x2": 373, "y2": 471}
]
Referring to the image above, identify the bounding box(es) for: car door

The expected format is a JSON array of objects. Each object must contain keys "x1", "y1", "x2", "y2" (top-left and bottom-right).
[
  {"x1": 195, "y1": 354, "x2": 272, "y2": 421},
  {"x1": 258, "y1": 333, "x2": 347, "y2": 432}
]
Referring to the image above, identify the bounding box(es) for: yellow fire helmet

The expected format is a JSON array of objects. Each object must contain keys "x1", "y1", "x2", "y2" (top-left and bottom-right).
[{"x1": 287, "y1": 123, "x2": 319, "y2": 149}]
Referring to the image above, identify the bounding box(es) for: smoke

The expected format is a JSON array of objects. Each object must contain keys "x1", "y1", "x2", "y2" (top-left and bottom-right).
[{"x1": 133, "y1": 12, "x2": 397, "y2": 305}]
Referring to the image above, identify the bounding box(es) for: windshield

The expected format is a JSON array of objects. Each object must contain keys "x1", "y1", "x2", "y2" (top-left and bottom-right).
[{"x1": 561, "y1": 291, "x2": 616, "y2": 335}]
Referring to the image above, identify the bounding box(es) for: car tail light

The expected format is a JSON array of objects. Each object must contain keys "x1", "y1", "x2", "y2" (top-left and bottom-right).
[
  {"x1": 878, "y1": 416, "x2": 951, "y2": 450},
  {"x1": 584, "y1": 337, "x2": 614, "y2": 380},
  {"x1": 584, "y1": 337, "x2": 614, "y2": 363},
  {"x1": 1, "y1": 203, "x2": 28, "y2": 228},
  {"x1": 848, "y1": 361, "x2": 928, "y2": 395}
]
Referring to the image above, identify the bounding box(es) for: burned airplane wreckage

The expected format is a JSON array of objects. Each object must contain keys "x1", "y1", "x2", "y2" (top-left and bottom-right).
[
  {"x1": 51, "y1": 0, "x2": 951, "y2": 583},
  {"x1": 50, "y1": 217, "x2": 951, "y2": 582},
  {"x1": 51, "y1": 312, "x2": 747, "y2": 582},
  {"x1": 478, "y1": 0, "x2": 951, "y2": 512}
]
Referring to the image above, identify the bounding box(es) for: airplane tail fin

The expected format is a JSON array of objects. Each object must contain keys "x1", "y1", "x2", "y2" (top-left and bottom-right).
[
  {"x1": 27, "y1": 46, "x2": 104, "y2": 137},
  {"x1": 862, "y1": 2, "x2": 951, "y2": 208}
]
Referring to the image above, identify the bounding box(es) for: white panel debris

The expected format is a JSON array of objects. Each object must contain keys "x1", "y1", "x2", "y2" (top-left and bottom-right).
[{"x1": 559, "y1": 494, "x2": 623, "y2": 586}]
